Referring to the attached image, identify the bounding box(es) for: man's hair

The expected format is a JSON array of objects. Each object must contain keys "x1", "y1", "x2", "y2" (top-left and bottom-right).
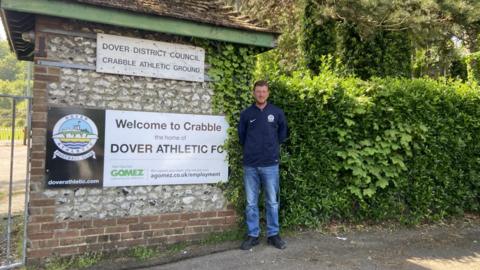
[{"x1": 253, "y1": 80, "x2": 269, "y2": 90}]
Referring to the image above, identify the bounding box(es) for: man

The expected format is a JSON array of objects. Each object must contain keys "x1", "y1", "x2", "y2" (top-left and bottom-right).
[{"x1": 237, "y1": 80, "x2": 288, "y2": 250}]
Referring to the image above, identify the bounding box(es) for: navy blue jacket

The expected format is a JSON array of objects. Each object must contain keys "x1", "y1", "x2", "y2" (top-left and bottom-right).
[{"x1": 238, "y1": 103, "x2": 288, "y2": 166}]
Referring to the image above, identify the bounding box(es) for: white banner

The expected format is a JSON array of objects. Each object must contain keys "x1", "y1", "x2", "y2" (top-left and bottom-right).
[
  {"x1": 103, "y1": 110, "x2": 228, "y2": 186},
  {"x1": 96, "y1": 33, "x2": 205, "y2": 82}
]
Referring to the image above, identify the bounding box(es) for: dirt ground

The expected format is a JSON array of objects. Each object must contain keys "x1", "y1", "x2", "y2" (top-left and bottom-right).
[
  {"x1": 0, "y1": 144, "x2": 27, "y2": 266},
  {"x1": 0, "y1": 144, "x2": 27, "y2": 214},
  {"x1": 135, "y1": 216, "x2": 480, "y2": 270}
]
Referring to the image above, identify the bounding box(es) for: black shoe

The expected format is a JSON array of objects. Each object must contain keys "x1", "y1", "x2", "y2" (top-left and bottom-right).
[
  {"x1": 267, "y1": 235, "x2": 286, "y2": 249},
  {"x1": 240, "y1": 236, "x2": 260, "y2": 250}
]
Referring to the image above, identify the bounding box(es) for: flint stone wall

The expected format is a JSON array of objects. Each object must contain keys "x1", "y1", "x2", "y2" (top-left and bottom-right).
[{"x1": 38, "y1": 21, "x2": 225, "y2": 221}]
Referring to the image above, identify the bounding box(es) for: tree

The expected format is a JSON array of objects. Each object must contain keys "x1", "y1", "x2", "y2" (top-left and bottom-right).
[
  {"x1": 225, "y1": 0, "x2": 305, "y2": 75},
  {"x1": 302, "y1": 0, "x2": 414, "y2": 79},
  {"x1": 302, "y1": 0, "x2": 480, "y2": 80},
  {"x1": 0, "y1": 40, "x2": 30, "y2": 127}
]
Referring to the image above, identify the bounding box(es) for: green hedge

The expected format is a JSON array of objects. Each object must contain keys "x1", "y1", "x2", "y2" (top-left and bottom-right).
[
  {"x1": 256, "y1": 71, "x2": 480, "y2": 226},
  {"x1": 207, "y1": 41, "x2": 480, "y2": 227}
]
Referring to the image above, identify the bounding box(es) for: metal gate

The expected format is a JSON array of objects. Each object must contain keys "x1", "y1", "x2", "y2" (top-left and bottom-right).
[{"x1": 0, "y1": 94, "x2": 31, "y2": 270}]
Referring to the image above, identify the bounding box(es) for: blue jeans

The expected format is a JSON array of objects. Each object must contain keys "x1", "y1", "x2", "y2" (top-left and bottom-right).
[{"x1": 243, "y1": 165, "x2": 280, "y2": 237}]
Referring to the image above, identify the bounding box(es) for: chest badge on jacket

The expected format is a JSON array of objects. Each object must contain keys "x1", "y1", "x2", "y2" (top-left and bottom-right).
[{"x1": 268, "y1": 114, "x2": 275, "y2": 122}]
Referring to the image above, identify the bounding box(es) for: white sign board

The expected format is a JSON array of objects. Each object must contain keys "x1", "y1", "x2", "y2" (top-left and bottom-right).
[
  {"x1": 96, "y1": 33, "x2": 205, "y2": 82},
  {"x1": 103, "y1": 110, "x2": 228, "y2": 186}
]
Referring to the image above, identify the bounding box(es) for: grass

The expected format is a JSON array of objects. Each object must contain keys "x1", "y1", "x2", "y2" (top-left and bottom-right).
[
  {"x1": 199, "y1": 227, "x2": 244, "y2": 245},
  {"x1": 40, "y1": 252, "x2": 102, "y2": 270},
  {"x1": 0, "y1": 214, "x2": 24, "y2": 262},
  {"x1": 130, "y1": 246, "x2": 159, "y2": 261}
]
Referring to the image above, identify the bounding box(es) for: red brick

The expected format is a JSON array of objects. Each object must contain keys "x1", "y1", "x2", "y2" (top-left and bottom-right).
[
  {"x1": 98, "y1": 235, "x2": 109, "y2": 243},
  {"x1": 160, "y1": 213, "x2": 180, "y2": 221},
  {"x1": 31, "y1": 144, "x2": 46, "y2": 152},
  {"x1": 31, "y1": 128, "x2": 46, "y2": 136},
  {"x1": 108, "y1": 234, "x2": 121, "y2": 242},
  {"x1": 54, "y1": 230, "x2": 79, "y2": 238},
  {"x1": 29, "y1": 215, "x2": 54, "y2": 223},
  {"x1": 41, "y1": 222, "x2": 66, "y2": 231},
  {"x1": 121, "y1": 232, "x2": 142, "y2": 240},
  {"x1": 120, "y1": 239, "x2": 147, "y2": 247},
  {"x1": 140, "y1": 216, "x2": 159, "y2": 223},
  {"x1": 185, "y1": 226, "x2": 204, "y2": 234},
  {"x1": 28, "y1": 248, "x2": 53, "y2": 258},
  {"x1": 31, "y1": 121, "x2": 47, "y2": 129},
  {"x1": 83, "y1": 243, "x2": 102, "y2": 251},
  {"x1": 85, "y1": 236, "x2": 98, "y2": 244},
  {"x1": 30, "y1": 199, "x2": 55, "y2": 207},
  {"x1": 129, "y1": 223, "x2": 150, "y2": 231},
  {"x1": 187, "y1": 233, "x2": 208, "y2": 242},
  {"x1": 28, "y1": 208, "x2": 42, "y2": 216},
  {"x1": 53, "y1": 246, "x2": 79, "y2": 256},
  {"x1": 81, "y1": 228, "x2": 104, "y2": 236},
  {"x1": 167, "y1": 235, "x2": 188, "y2": 244},
  {"x1": 60, "y1": 237, "x2": 85, "y2": 246},
  {"x1": 29, "y1": 192, "x2": 44, "y2": 199},
  {"x1": 187, "y1": 219, "x2": 208, "y2": 226},
  {"x1": 150, "y1": 222, "x2": 170, "y2": 230},
  {"x1": 93, "y1": 219, "x2": 116, "y2": 227},
  {"x1": 152, "y1": 230, "x2": 165, "y2": 237},
  {"x1": 30, "y1": 167, "x2": 46, "y2": 175},
  {"x1": 42, "y1": 207, "x2": 56, "y2": 215},
  {"x1": 29, "y1": 240, "x2": 40, "y2": 249},
  {"x1": 38, "y1": 239, "x2": 60, "y2": 248},
  {"x1": 29, "y1": 232, "x2": 54, "y2": 240},
  {"x1": 68, "y1": 220, "x2": 92, "y2": 229},
  {"x1": 208, "y1": 218, "x2": 226, "y2": 225},
  {"x1": 147, "y1": 236, "x2": 167, "y2": 245},
  {"x1": 47, "y1": 67, "x2": 61, "y2": 75},
  {"x1": 163, "y1": 229, "x2": 175, "y2": 236},
  {"x1": 169, "y1": 221, "x2": 187, "y2": 228},
  {"x1": 34, "y1": 74, "x2": 59, "y2": 82},
  {"x1": 117, "y1": 217, "x2": 138, "y2": 225},
  {"x1": 34, "y1": 66, "x2": 47, "y2": 74},
  {"x1": 33, "y1": 81, "x2": 47, "y2": 89},
  {"x1": 27, "y1": 224, "x2": 41, "y2": 233},
  {"x1": 199, "y1": 211, "x2": 216, "y2": 218},
  {"x1": 180, "y1": 212, "x2": 199, "y2": 220},
  {"x1": 31, "y1": 112, "x2": 47, "y2": 122},
  {"x1": 32, "y1": 104, "x2": 47, "y2": 112},
  {"x1": 203, "y1": 226, "x2": 214, "y2": 233},
  {"x1": 105, "y1": 226, "x2": 128, "y2": 233},
  {"x1": 31, "y1": 152, "x2": 46, "y2": 159},
  {"x1": 217, "y1": 210, "x2": 236, "y2": 217}
]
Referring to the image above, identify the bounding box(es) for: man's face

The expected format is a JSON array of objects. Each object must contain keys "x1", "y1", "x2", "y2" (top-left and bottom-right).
[{"x1": 253, "y1": 85, "x2": 269, "y2": 105}]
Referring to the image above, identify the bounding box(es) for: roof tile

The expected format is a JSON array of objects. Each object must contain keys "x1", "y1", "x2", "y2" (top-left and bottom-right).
[{"x1": 72, "y1": 0, "x2": 278, "y2": 34}]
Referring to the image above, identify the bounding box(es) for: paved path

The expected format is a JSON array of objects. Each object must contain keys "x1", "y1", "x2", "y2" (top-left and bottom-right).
[{"x1": 142, "y1": 220, "x2": 480, "y2": 270}]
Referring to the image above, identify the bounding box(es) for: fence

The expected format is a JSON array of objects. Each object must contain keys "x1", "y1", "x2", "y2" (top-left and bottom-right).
[
  {"x1": 0, "y1": 94, "x2": 31, "y2": 270},
  {"x1": 0, "y1": 127, "x2": 27, "y2": 144}
]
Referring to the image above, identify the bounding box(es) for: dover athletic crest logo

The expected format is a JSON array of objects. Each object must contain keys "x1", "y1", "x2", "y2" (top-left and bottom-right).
[
  {"x1": 268, "y1": 114, "x2": 275, "y2": 122},
  {"x1": 52, "y1": 114, "x2": 99, "y2": 161}
]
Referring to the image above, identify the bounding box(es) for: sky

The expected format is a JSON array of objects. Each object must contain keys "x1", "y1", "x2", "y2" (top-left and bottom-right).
[{"x1": 0, "y1": 20, "x2": 6, "y2": 40}]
